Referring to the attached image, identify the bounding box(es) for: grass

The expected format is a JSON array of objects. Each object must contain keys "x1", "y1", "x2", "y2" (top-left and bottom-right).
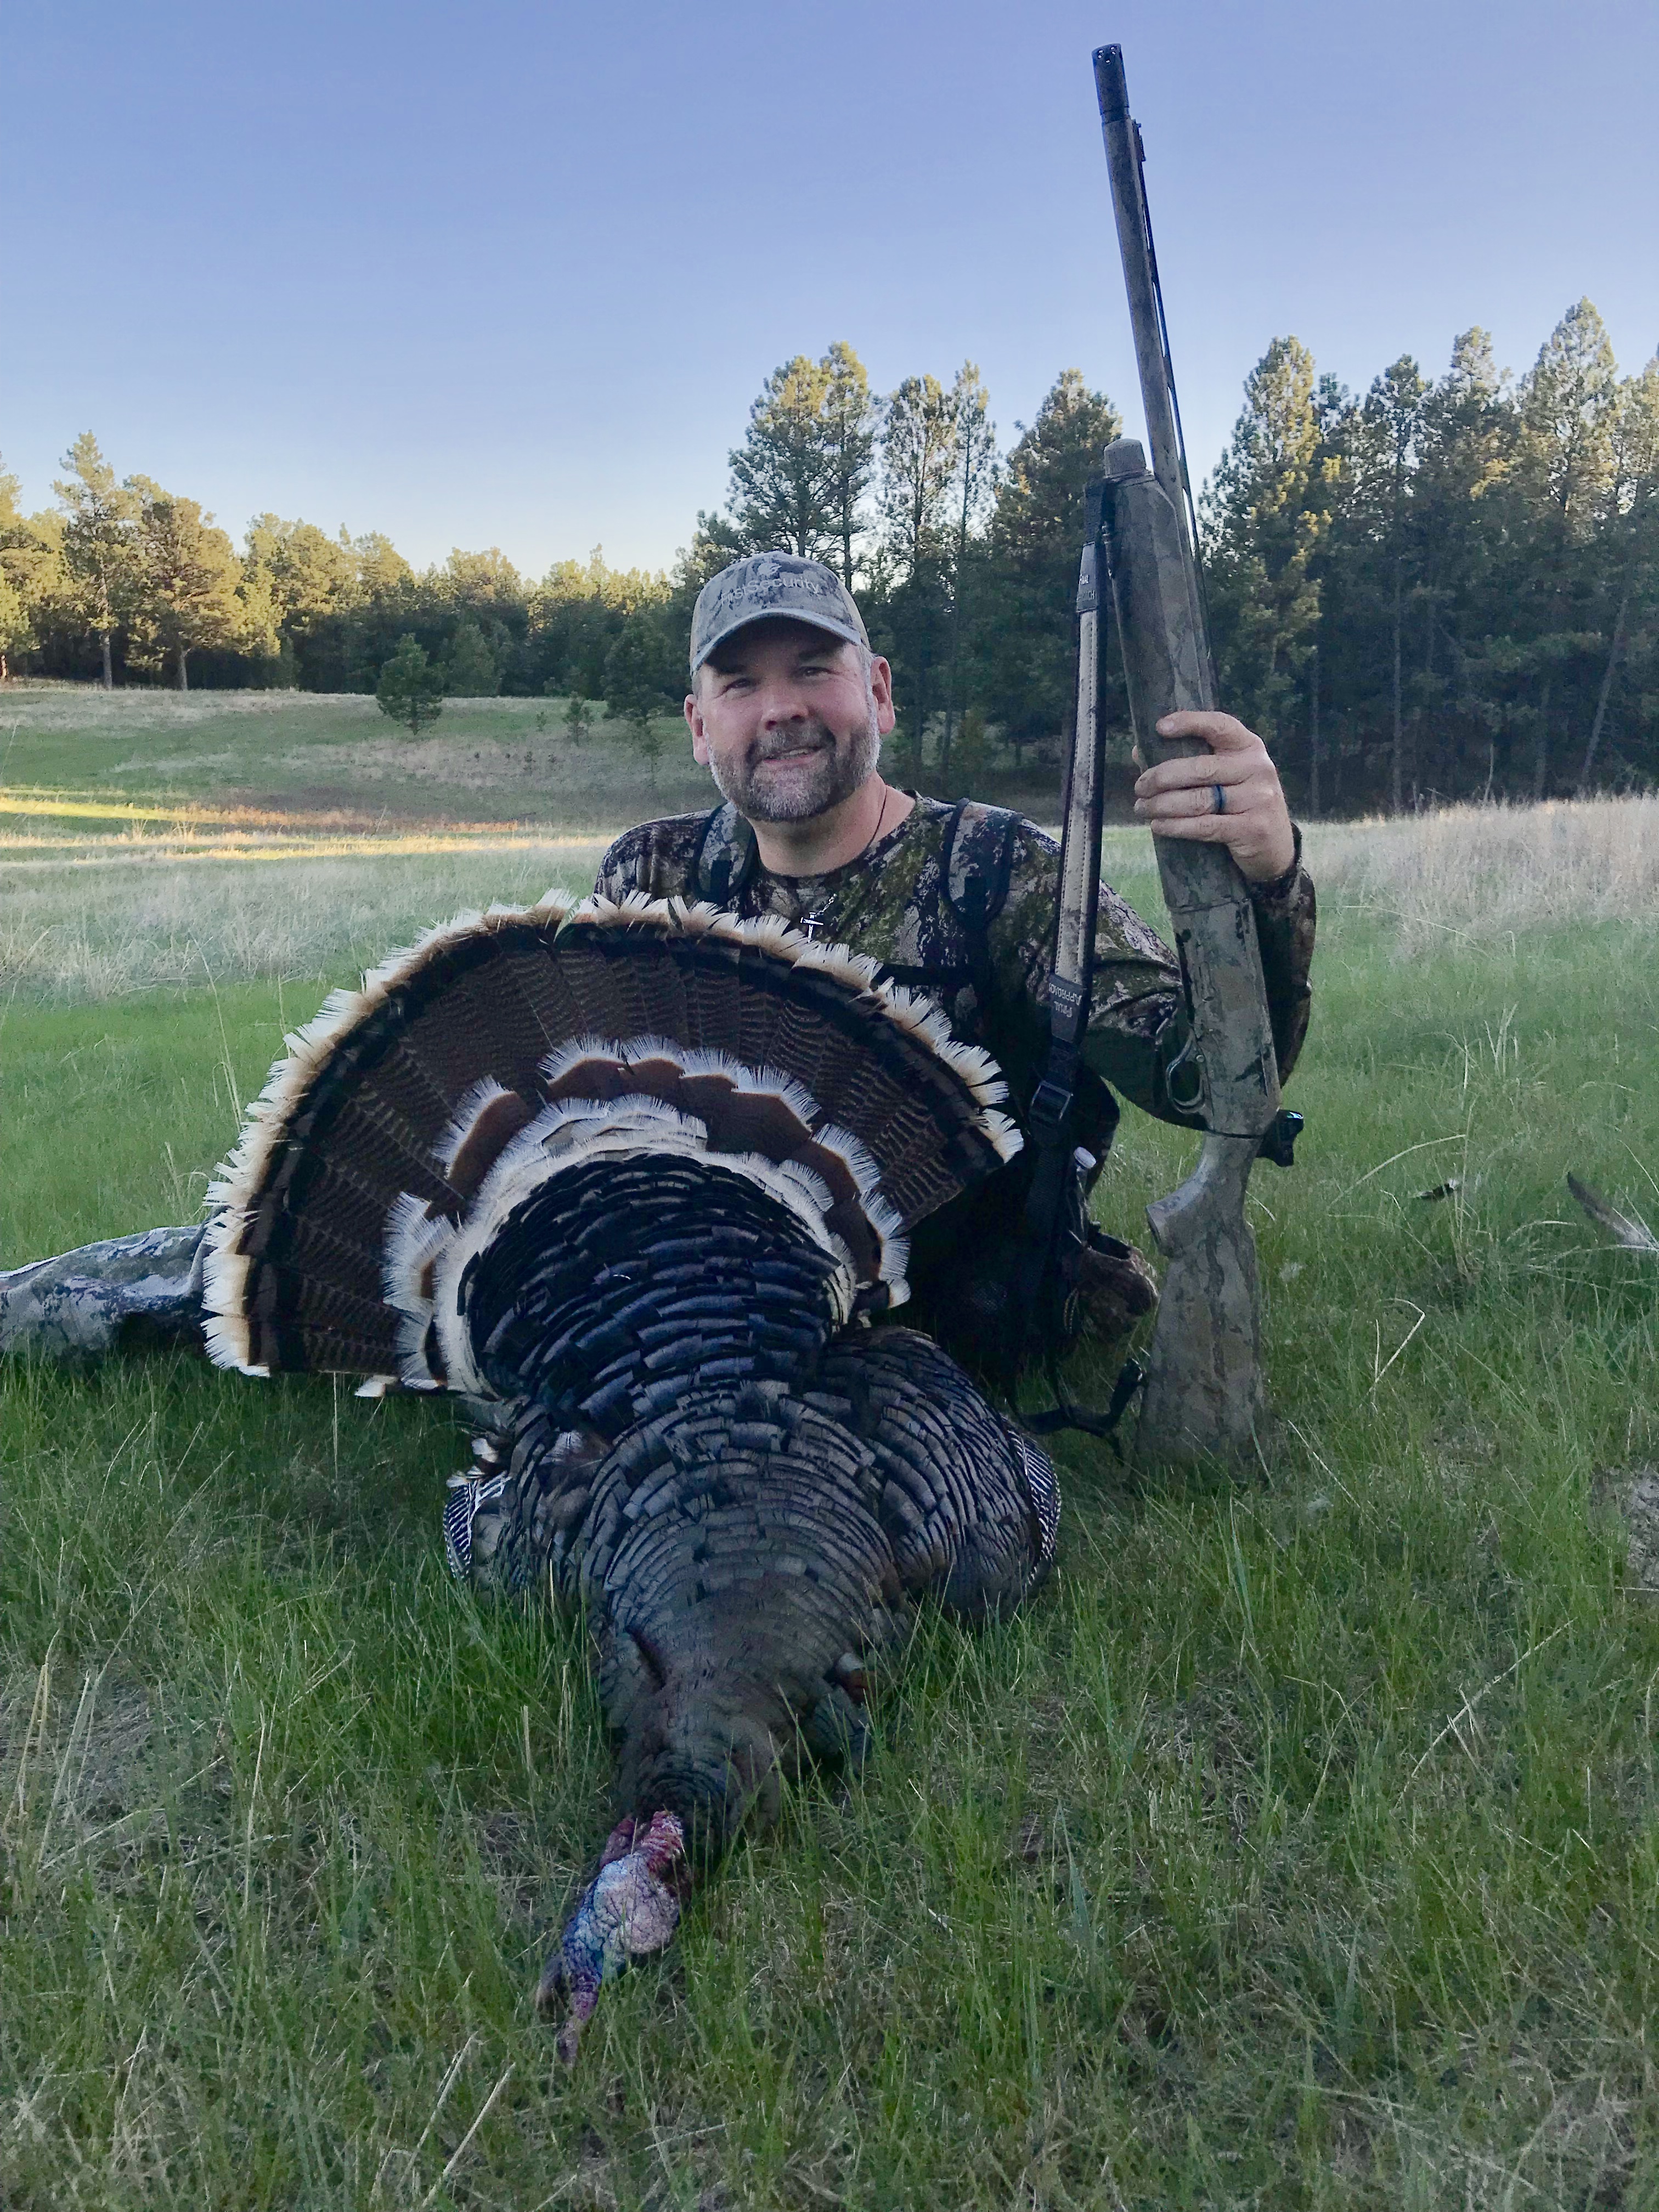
[
  {"x1": 0, "y1": 681, "x2": 1069, "y2": 845},
  {"x1": 2, "y1": 766, "x2": 1658, "y2": 2207},
  {"x1": 0, "y1": 684, "x2": 718, "y2": 826}
]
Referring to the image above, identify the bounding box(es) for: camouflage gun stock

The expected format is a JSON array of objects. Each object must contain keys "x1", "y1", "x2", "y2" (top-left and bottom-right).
[{"x1": 1092, "y1": 44, "x2": 1292, "y2": 1460}]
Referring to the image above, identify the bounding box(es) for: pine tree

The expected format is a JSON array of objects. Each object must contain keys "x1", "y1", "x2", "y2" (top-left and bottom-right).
[
  {"x1": 1514, "y1": 301, "x2": 1620, "y2": 794},
  {"x1": 0, "y1": 459, "x2": 42, "y2": 679},
  {"x1": 531, "y1": 546, "x2": 672, "y2": 701},
  {"x1": 351, "y1": 531, "x2": 413, "y2": 600},
  {"x1": 1518, "y1": 300, "x2": 1620, "y2": 530},
  {"x1": 1408, "y1": 331, "x2": 1517, "y2": 797},
  {"x1": 442, "y1": 616, "x2": 500, "y2": 697},
  {"x1": 984, "y1": 371, "x2": 1121, "y2": 764},
  {"x1": 54, "y1": 434, "x2": 137, "y2": 689},
  {"x1": 881, "y1": 376, "x2": 957, "y2": 579},
  {"x1": 126, "y1": 479, "x2": 248, "y2": 690},
  {"x1": 603, "y1": 610, "x2": 681, "y2": 788},
  {"x1": 1579, "y1": 353, "x2": 1659, "y2": 788},
  {"x1": 1358, "y1": 358, "x2": 1429, "y2": 809},
  {"x1": 879, "y1": 375, "x2": 958, "y2": 776},
  {"x1": 726, "y1": 356, "x2": 838, "y2": 560},
  {"x1": 949, "y1": 704, "x2": 994, "y2": 795},
  {"x1": 939, "y1": 363, "x2": 997, "y2": 782},
  {"x1": 376, "y1": 634, "x2": 445, "y2": 733},
  {"x1": 1203, "y1": 336, "x2": 1335, "y2": 761},
  {"x1": 820, "y1": 343, "x2": 878, "y2": 585}
]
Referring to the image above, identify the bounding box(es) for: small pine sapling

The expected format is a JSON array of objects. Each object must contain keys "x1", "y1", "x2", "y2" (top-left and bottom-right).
[
  {"x1": 376, "y1": 635, "x2": 445, "y2": 736},
  {"x1": 603, "y1": 618, "x2": 679, "y2": 791}
]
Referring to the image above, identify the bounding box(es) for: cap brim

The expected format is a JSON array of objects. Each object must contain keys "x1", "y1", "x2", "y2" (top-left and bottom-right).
[{"x1": 690, "y1": 608, "x2": 865, "y2": 675}]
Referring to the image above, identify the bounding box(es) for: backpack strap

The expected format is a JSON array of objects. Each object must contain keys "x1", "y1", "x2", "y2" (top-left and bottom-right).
[
  {"x1": 690, "y1": 803, "x2": 759, "y2": 907},
  {"x1": 939, "y1": 801, "x2": 1020, "y2": 1006}
]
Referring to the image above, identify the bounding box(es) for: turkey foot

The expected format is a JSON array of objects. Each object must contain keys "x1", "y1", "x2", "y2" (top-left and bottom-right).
[{"x1": 537, "y1": 1810, "x2": 687, "y2": 2065}]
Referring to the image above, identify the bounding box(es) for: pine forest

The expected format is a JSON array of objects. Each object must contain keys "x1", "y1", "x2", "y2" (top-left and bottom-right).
[{"x1": 4, "y1": 301, "x2": 1656, "y2": 813}]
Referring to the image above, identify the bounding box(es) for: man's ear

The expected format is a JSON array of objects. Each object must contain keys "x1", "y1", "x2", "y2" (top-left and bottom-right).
[
  {"x1": 869, "y1": 655, "x2": 896, "y2": 737},
  {"x1": 684, "y1": 690, "x2": 710, "y2": 765}
]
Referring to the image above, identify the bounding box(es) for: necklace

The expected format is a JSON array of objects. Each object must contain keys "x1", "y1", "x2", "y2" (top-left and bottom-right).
[{"x1": 794, "y1": 785, "x2": 892, "y2": 942}]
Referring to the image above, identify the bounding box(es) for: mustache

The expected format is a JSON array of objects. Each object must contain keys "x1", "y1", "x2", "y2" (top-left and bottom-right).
[{"x1": 751, "y1": 722, "x2": 836, "y2": 763}]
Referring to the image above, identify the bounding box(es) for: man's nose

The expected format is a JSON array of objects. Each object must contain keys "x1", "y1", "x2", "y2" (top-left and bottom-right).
[{"x1": 755, "y1": 679, "x2": 811, "y2": 726}]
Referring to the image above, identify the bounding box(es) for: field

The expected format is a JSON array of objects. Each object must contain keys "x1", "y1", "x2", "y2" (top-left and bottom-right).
[
  {"x1": 0, "y1": 684, "x2": 721, "y2": 826},
  {"x1": 2, "y1": 692, "x2": 1657, "y2": 2208}
]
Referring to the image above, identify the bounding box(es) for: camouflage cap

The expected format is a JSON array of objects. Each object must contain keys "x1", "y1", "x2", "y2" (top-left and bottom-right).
[{"x1": 689, "y1": 553, "x2": 870, "y2": 675}]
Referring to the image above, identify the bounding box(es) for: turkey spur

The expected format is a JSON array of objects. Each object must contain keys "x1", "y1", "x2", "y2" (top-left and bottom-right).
[{"x1": 203, "y1": 891, "x2": 1060, "y2": 2057}]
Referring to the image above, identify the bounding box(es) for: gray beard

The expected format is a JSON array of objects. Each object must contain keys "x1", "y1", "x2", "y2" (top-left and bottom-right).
[{"x1": 708, "y1": 703, "x2": 883, "y2": 825}]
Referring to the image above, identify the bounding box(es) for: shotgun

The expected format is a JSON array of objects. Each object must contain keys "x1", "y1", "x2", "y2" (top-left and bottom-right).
[{"x1": 1091, "y1": 43, "x2": 1296, "y2": 1460}]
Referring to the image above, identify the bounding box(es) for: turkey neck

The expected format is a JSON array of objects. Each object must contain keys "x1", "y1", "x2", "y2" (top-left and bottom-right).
[{"x1": 520, "y1": 1381, "x2": 905, "y2": 1858}]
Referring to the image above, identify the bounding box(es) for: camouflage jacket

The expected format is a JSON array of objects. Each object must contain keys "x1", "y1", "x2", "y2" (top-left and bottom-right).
[
  {"x1": 594, "y1": 794, "x2": 1314, "y2": 1124},
  {"x1": 595, "y1": 795, "x2": 1315, "y2": 1344}
]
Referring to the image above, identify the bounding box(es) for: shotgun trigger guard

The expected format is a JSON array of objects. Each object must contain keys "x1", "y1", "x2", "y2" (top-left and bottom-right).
[{"x1": 1161, "y1": 1029, "x2": 1207, "y2": 1116}]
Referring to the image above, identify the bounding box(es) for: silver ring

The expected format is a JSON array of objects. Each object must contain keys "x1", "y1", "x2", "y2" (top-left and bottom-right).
[{"x1": 1211, "y1": 783, "x2": 1227, "y2": 815}]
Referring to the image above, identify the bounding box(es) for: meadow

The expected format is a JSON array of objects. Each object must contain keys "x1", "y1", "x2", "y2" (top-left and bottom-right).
[
  {"x1": 0, "y1": 685, "x2": 716, "y2": 827},
  {"x1": 1, "y1": 695, "x2": 1657, "y2": 2208}
]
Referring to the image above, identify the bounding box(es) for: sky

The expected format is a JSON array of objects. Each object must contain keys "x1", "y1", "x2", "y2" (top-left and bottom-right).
[{"x1": 6, "y1": 0, "x2": 1656, "y2": 580}]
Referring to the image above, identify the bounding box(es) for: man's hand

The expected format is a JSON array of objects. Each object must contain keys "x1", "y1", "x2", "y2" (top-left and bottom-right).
[{"x1": 1131, "y1": 711, "x2": 1296, "y2": 884}]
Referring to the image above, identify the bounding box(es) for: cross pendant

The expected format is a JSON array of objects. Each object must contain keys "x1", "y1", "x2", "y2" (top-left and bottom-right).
[{"x1": 797, "y1": 914, "x2": 825, "y2": 941}]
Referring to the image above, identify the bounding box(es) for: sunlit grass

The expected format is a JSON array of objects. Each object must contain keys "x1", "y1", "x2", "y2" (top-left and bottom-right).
[
  {"x1": 0, "y1": 843, "x2": 607, "y2": 1007},
  {"x1": 0, "y1": 790, "x2": 613, "y2": 857}
]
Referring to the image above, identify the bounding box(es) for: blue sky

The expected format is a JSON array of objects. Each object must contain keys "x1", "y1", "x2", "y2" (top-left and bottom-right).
[{"x1": 7, "y1": 0, "x2": 1655, "y2": 578}]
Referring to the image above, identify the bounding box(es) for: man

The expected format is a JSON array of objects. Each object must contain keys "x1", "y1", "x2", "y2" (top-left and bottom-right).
[
  {"x1": 0, "y1": 553, "x2": 1312, "y2": 1381},
  {"x1": 592, "y1": 552, "x2": 1313, "y2": 1375}
]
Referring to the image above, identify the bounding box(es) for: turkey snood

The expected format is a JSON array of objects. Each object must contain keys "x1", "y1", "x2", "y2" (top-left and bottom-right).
[{"x1": 204, "y1": 893, "x2": 1060, "y2": 2058}]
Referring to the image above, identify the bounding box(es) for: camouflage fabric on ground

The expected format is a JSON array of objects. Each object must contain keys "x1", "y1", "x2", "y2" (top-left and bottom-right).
[{"x1": 0, "y1": 1223, "x2": 207, "y2": 1359}]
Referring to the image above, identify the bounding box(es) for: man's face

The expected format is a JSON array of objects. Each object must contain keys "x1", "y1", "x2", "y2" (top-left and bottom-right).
[{"x1": 685, "y1": 618, "x2": 896, "y2": 824}]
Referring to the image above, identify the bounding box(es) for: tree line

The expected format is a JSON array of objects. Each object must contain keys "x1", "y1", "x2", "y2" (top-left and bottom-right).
[{"x1": 3, "y1": 300, "x2": 1654, "y2": 809}]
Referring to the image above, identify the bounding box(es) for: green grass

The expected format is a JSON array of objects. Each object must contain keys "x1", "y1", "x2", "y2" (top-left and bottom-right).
[
  {"x1": 3, "y1": 832, "x2": 1659, "y2": 2205},
  {"x1": 0, "y1": 684, "x2": 716, "y2": 827},
  {"x1": 0, "y1": 682, "x2": 1067, "y2": 833}
]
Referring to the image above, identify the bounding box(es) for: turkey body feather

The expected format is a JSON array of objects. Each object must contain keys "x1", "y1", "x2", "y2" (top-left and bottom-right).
[{"x1": 202, "y1": 891, "x2": 1059, "y2": 2047}]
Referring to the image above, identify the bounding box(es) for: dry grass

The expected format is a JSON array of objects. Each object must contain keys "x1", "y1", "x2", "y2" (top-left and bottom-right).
[
  {"x1": 1306, "y1": 794, "x2": 1659, "y2": 950},
  {"x1": 0, "y1": 842, "x2": 607, "y2": 1005},
  {"x1": 3, "y1": 793, "x2": 1652, "y2": 1011}
]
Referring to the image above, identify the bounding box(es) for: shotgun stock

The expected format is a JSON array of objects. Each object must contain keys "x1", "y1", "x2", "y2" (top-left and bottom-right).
[{"x1": 1101, "y1": 440, "x2": 1280, "y2": 1458}]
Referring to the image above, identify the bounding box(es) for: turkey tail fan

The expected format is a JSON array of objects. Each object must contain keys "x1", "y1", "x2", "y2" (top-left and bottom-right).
[
  {"x1": 202, "y1": 891, "x2": 581, "y2": 1378},
  {"x1": 204, "y1": 894, "x2": 1022, "y2": 1389}
]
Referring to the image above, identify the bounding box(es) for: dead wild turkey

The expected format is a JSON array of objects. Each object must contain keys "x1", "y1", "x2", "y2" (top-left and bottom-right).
[{"x1": 203, "y1": 890, "x2": 1059, "y2": 2056}]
